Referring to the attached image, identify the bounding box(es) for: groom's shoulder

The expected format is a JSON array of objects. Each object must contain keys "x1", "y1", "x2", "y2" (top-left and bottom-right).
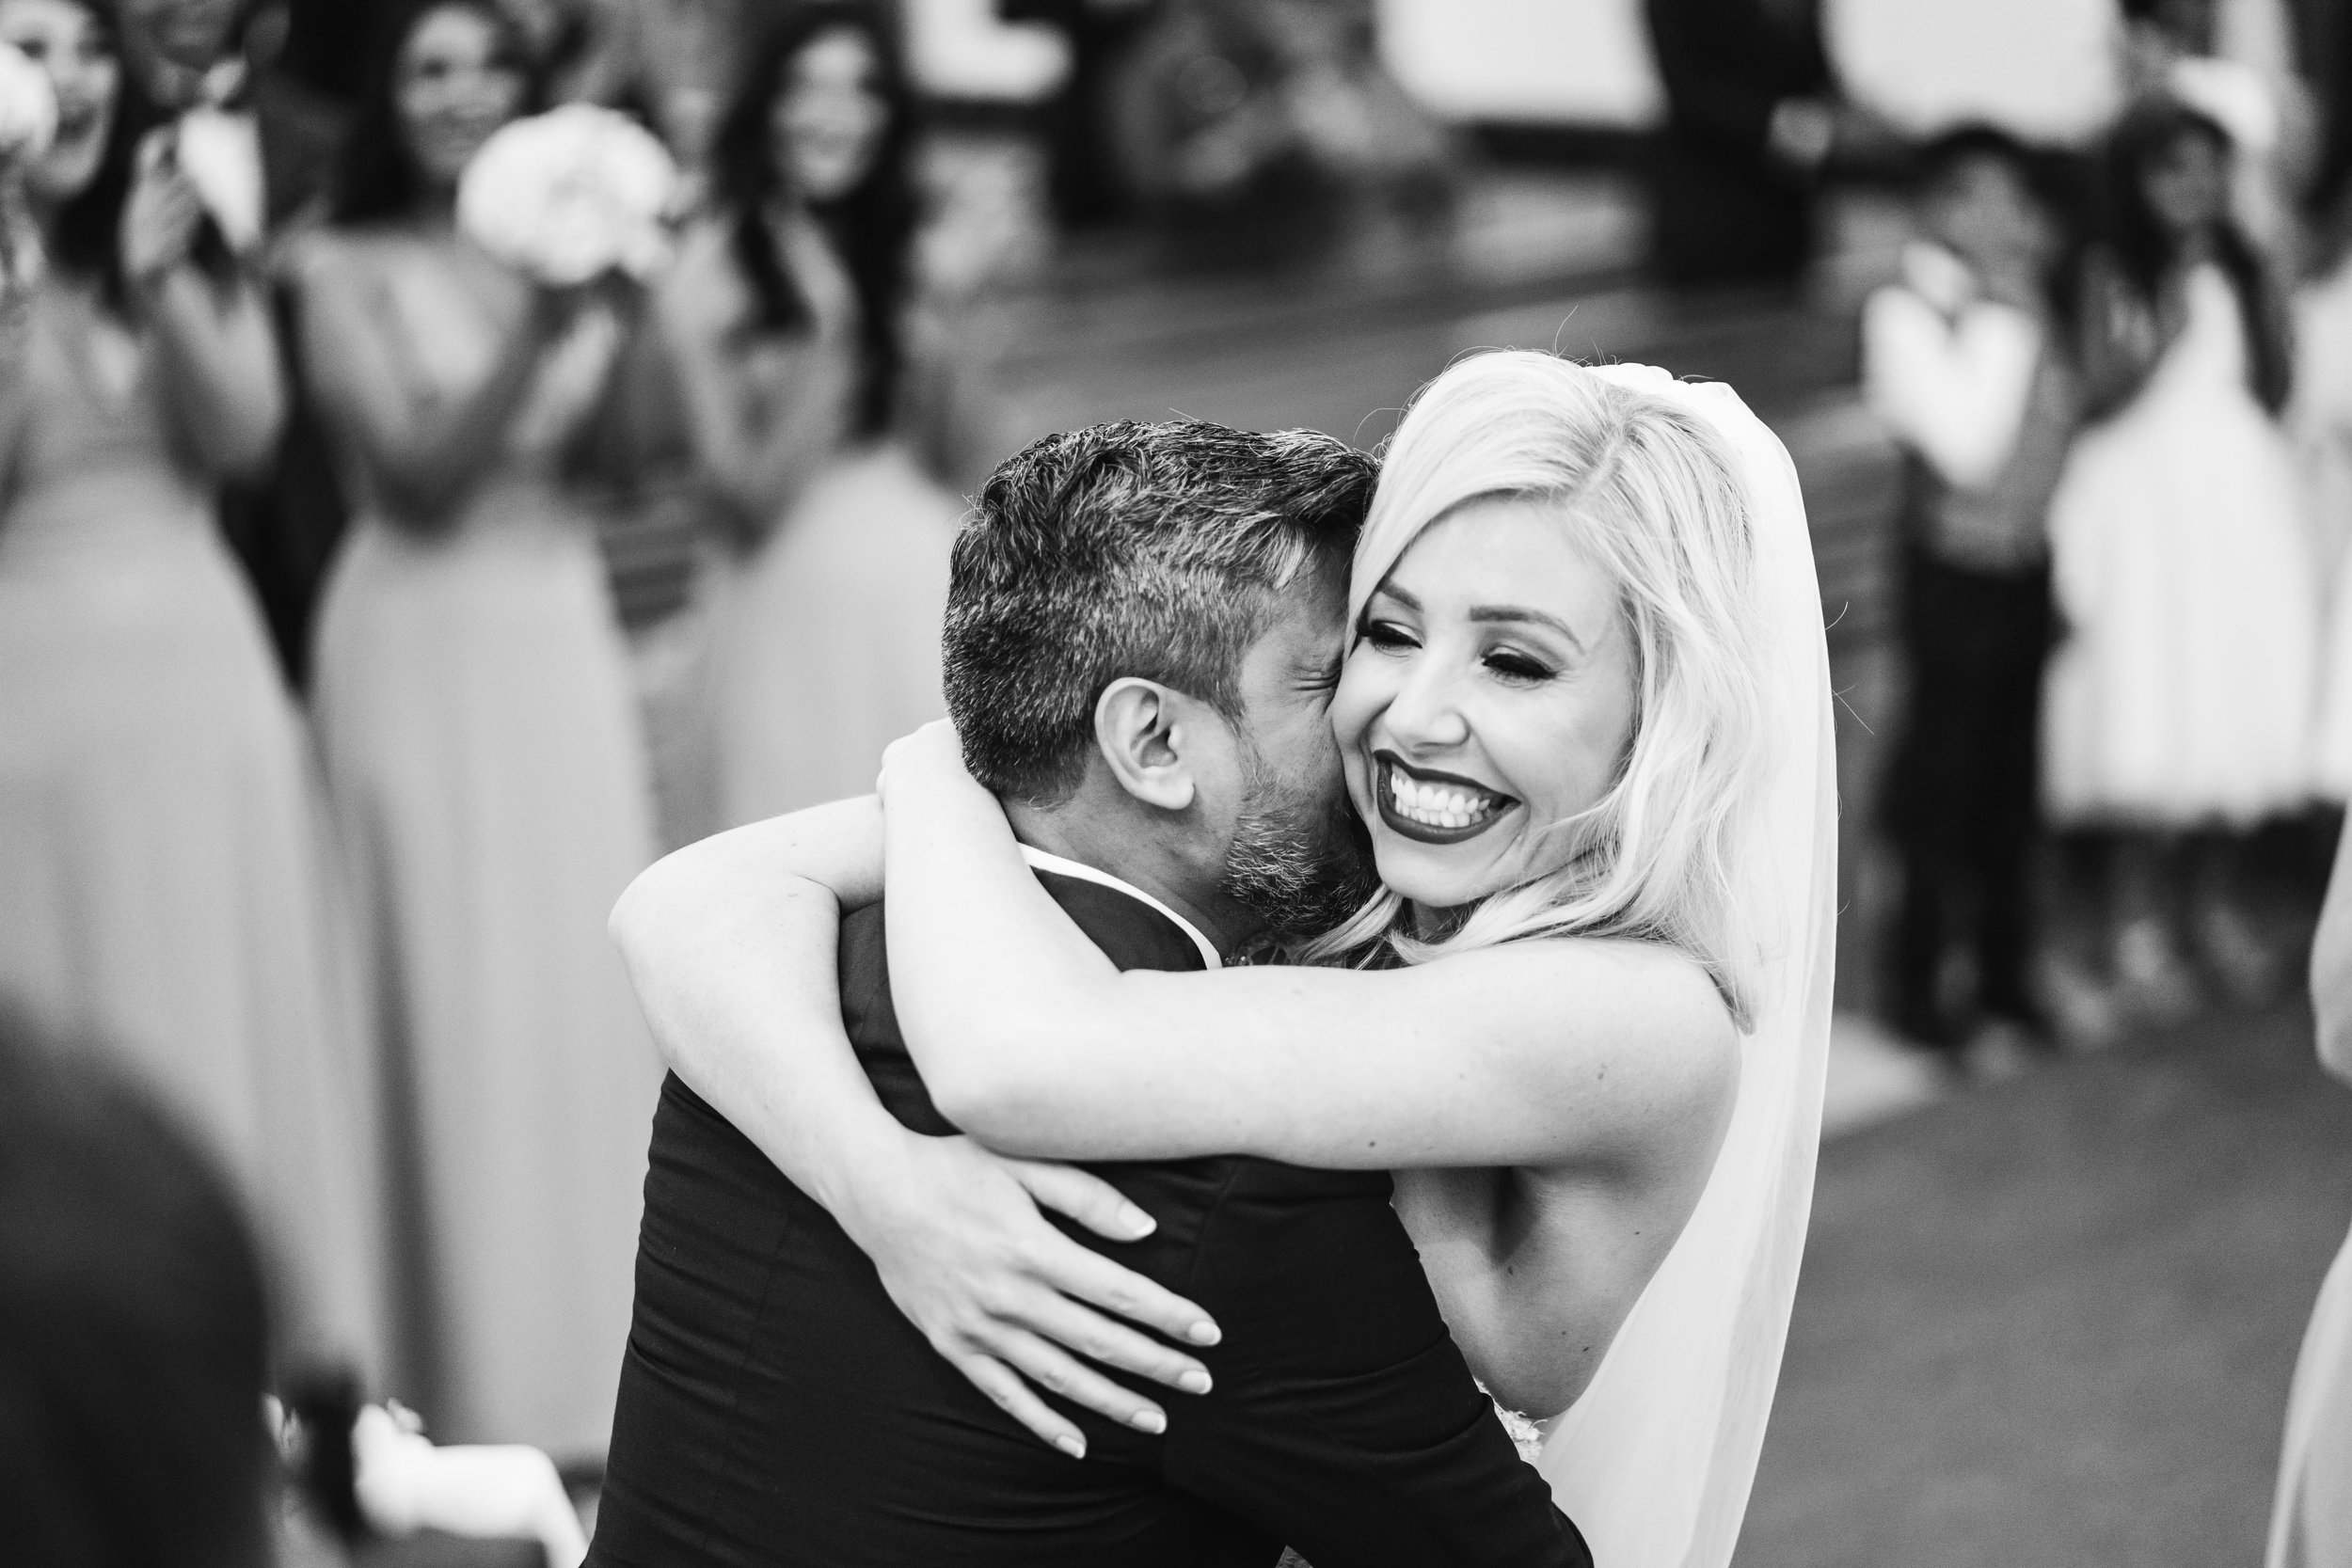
[{"x1": 841, "y1": 874, "x2": 1209, "y2": 986}]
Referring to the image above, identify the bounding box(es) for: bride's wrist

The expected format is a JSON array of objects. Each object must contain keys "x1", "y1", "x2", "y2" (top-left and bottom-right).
[{"x1": 814, "y1": 1116, "x2": 928, "y2": 1242}]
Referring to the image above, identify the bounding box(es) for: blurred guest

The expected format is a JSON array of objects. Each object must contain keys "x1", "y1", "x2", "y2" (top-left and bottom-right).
[
  {"x1": 119, "y1": 0, "x2": 358, "y2": 691},
  {"x1": 1867, "y1": 128, "x2": 2077, "y2": 1062},
  {"x1": 1643, "y1": 0, "x2": 1836, "y2": 288},
  {"x1": 1100, "y1": 0, "x2": 1455, "y2": 264},
  {"x1": 656, "y1": 0, "x2": 959, "y2": 831},
  {"x1": 2123, "y1": 0, "x2": 2315, "y2": 270},
  {"x1": 0, "y1": 0, "x2": 381, "y2": 1377},
  {"x1": 2042, "y1": 97, "x2": 2310, "y2": 1015},
  {"x1": 2269, "y1": 821, "x2": 2352, "y2": 1568},
  {"x1": 295, "y1": 0, "x2": 660, "y2": 1456},
  {"x1": 119, "y1": 0, "x2": 346, "y2": 230},
  {"x1": 0, "y1": 1005, "x2": 277, "y2": 1568}
]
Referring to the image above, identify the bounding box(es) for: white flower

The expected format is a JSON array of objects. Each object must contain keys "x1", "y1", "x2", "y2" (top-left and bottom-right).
[
  {"x1": 457, "y1": 103, "x2": 679, "y2": 287},
  {"x1": 0, "y1": 40, "x2": 57, "y2": 165}
]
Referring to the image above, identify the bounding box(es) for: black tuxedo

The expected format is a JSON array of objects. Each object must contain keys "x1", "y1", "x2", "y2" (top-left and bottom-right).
[{"x1": 587, "y1": 870, "x2": 1589, "y2": 1568}]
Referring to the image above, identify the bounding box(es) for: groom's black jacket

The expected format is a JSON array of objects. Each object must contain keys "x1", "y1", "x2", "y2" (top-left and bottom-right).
[{"x1": 588, "y1": 870, "x2": 1589, "y2": 1568}]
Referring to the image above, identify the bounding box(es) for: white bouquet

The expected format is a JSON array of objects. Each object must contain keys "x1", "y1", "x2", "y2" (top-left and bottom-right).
[
  {"x1": 0, "y1": 39, "x2": 56, "y2": 166},
  {"x1": 457, "y1": 103, "x2": 678, "y2": 287}
]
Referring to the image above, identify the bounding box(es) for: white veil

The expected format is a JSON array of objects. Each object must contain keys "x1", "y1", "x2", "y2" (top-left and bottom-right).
[{"x1": 1534, "y1": 366, "x2": 1838, "y2": 1567}]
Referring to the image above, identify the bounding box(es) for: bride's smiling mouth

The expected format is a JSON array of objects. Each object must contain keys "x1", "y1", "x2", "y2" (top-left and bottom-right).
[{"x1": 1373, "y1": 752, "x2": 1518, "y2": 846}]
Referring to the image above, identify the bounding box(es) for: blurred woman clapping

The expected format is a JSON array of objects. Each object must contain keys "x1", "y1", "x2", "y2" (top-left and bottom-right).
[
  {"x1": 0, "y1": 0, "x2": 383, "y2": 1380},
  {"x1": 656, "y1": 1, "x2": 960, "y2": 832},
  {"x1": 295, "y1": 0, "x2": 660, "y2": 1458}
]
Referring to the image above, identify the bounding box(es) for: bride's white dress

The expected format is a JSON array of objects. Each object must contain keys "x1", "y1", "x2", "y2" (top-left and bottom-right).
[{"x1": 2042, "y1": 263, "x2": 2315, "y2": 825}]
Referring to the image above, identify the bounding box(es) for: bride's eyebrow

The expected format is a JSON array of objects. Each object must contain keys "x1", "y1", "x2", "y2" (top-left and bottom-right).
[{"x1": 1470, "y1": 604, "x2": 1585, "y2": 653}]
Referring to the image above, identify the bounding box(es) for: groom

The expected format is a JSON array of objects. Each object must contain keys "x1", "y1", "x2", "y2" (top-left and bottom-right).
[{"x1": 587, "y1": 421, "x2": 1589, "y2": 1567}]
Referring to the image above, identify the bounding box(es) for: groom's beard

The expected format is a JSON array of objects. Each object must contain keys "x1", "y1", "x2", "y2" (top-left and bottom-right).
[{"x1": 1219, "y1": 752, "x2": 1381, "y2": 943}]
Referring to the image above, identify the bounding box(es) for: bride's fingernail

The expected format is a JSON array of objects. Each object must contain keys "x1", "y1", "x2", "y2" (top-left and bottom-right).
[
  {"x1": 1055, "y1": 1433, "x2": 1086, "y2": 1459},
  {"x1": 1179, "y1": 1370, "x2": 1212, "y2": 1395},
  {"x1": 1186, "y1": 1321, "x2": 1220, "y2": 1346},
  {"x1": 1119, "y1": 1203, "x2": 1155, "y2": 1238},
  {"x1": 1131, "y1": 1409, "x2": 1167, "y2": 1434}
]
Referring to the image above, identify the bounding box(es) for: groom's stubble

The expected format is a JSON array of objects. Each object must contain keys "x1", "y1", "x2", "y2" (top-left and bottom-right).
[{"x1": 1220, "y1": 735, "x2": 1381, "y2": 943}]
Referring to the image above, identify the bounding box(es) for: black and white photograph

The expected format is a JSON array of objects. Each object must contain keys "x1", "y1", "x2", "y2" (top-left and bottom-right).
[{"x1": 0, "y1": 1, "x2": 2348, "y2": 1565}]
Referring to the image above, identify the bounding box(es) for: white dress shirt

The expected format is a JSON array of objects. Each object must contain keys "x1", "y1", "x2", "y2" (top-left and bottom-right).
[{"x1": 1017, "y1": 846, "x2": 1223, "y2": 971}]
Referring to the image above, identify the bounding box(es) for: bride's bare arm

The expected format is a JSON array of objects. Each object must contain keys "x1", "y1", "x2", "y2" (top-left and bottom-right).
[
  {"x1": 882, "y1": 725, "x2": 1739, "y2": 1176},
  {"x1": 609, "y1": 800, "x2": 1224, "y2": 1454}
]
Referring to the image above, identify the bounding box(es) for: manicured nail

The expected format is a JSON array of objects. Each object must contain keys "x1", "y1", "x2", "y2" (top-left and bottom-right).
[
  {"x1": 1119, "y1": 1203, "x2": 1155, "y2": 1239},
  {"x1": 1178, "y1": 1370, "x2": 1212, "y2": 1395},
  {"x1": 1131, "y1": 1409, "x2": 1167, "y2": 1434},
  {"x1": 1055, "y1": 1433, "x2": 1086, "y2": 1459},
  {"x1": 1186, "y1": 1321, "x2": 1221, "y2": 1345}
]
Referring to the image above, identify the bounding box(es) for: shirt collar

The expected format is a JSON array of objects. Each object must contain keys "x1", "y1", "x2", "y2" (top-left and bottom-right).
[{"x1": 1018, "y1": 847, "x2": 1223, "y2": 971}]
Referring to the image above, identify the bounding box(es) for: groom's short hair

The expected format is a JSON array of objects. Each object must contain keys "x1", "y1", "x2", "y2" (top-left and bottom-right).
[{"x1": 945, "y1": 419, "x2": 1375, "y2": 804}]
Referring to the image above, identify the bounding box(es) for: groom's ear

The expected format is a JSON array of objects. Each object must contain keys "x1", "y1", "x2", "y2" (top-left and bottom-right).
[{"x1": 1093, "y1": 677, "x2": 1200, "y2": 813}]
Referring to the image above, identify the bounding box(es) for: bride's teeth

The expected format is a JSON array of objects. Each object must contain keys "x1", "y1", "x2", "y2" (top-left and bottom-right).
[{"x1": 1386, "y1": 764, "x2": 1502, "y2": 830}]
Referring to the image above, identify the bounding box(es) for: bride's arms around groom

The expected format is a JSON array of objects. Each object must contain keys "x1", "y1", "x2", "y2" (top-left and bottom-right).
[
  {"x1": 615, "y1": 777, "x2": 1737, "y2": 1433},
  {"x1": 873, "y1": 722, "x2": 1739, "y2": 1417},
  {"x1": 609, "y1": 794, "x2": 1228, "y2": 1456}
]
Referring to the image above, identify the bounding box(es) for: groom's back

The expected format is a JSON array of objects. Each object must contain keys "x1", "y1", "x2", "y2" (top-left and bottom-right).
[{"x1": 589, "y1": 873, "x2": 1587, "y2": 1568}]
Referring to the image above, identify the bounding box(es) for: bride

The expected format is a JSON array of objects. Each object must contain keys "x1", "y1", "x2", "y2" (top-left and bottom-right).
[{"x1": 611, "y1": 353, "x2": 1836, "y2": 1567}]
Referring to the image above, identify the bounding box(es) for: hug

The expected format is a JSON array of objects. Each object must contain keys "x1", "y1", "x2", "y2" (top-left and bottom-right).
[{"x1": 599, "y1": 348, "x2": 1836, "y2": 1568}]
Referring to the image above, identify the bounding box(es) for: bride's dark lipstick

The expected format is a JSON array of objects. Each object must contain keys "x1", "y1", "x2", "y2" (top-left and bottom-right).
[{"x1": 1373, "y1": 751, "x2": 1518, "y2": 846}]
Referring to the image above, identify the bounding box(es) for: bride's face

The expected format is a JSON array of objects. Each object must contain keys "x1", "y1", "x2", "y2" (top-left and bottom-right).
[
  {"x1": 1, "y1": 0, "x2": 119, "y2": 206},
  {"x1": 1329, "y1": 496, "x2": 1639, "y2": 915}
]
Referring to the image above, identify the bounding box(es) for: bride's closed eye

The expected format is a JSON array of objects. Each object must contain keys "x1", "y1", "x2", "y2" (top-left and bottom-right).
[
  {"x1": 1482, "y1": 647, "x2": 1558, "y2": 686},
  {"x1": 1359, "y1": 616, "x2": 1419, "y2": 653}
]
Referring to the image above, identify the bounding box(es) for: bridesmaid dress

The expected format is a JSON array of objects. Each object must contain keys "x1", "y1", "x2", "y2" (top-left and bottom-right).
[
  {"x1": 658, "y1": 215, "x2": 956, "y2": 834},
  {"x1": 301, "y1": 232, "x2": 661, "y2": 1457},
  {"x1": 0, "y1": 279, "x2": 385, "y2": 1373}
]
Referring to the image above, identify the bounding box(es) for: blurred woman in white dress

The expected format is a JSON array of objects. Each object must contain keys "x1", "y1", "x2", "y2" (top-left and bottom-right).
[
  {"x1": 298, "y1": 0, "x2": 660, "y2": 1456},
  {"x1": 0, "y1": 0, "x2": 381, "y2": 1372},
  {"x1": 657, "y1": 0, "x2": 957, "y2": 834},
  {"x1": 2042, "y1": 96, "x2": 2312, "y2": 1010}
]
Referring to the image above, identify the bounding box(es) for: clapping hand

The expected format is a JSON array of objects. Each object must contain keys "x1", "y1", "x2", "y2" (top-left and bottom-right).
[
  {"x1": 834, "y1": 1131, "x2": 1221, "y2": 1458},
  {"x1": 120, "y1": 128, "x2": 205, "y2": 288}
]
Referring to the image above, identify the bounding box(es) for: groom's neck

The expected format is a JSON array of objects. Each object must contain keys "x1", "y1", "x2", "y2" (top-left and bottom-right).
[{"x1": 1002, "y1": 796, "x2": 1259, "y2": 957}]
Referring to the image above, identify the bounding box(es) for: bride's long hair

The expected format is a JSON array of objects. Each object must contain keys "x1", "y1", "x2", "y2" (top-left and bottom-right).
[{"x1": 1301, "y1": 351, "x2": 1772, "y2": 1028}]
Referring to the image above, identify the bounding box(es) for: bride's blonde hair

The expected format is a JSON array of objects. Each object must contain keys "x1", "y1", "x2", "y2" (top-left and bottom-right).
[{"x1": 1300, "y1": 351, "x2": 1772, "y2": 1028}]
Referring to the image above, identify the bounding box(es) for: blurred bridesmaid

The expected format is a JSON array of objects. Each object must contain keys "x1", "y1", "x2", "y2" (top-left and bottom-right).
[
  {"x1": 0, "y1": 0, "x2": 381, "y2": 1373},
  {"x1": 657, "y1": 0, "x2": 958, "y2": 832},
  {"x1": 295, "y1": 0, "x2": 660, "y2": 1456}
]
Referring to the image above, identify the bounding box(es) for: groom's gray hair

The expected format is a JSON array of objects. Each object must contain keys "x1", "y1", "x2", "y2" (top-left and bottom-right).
[{"x1": 945, "y1": 419, "x2": 1374, "y2": 804}]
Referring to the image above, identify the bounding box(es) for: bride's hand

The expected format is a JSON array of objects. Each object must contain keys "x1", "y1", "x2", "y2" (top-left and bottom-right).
[{"x1": 834, "y1": 1131, "x2": 1220, "y2": 1457}]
